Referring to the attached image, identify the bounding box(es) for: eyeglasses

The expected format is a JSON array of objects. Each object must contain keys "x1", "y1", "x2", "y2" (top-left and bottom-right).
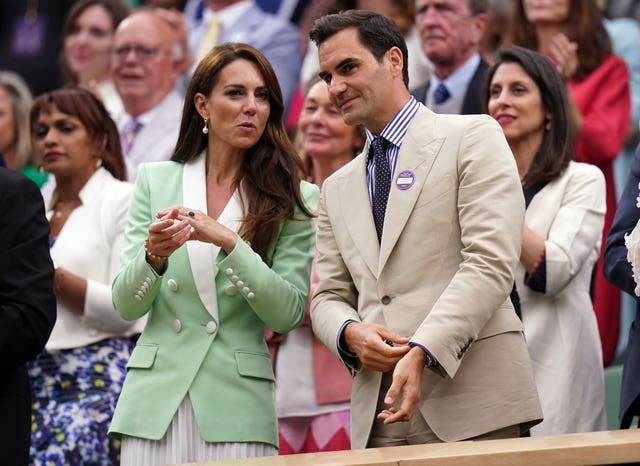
[{"x1": 112, "y1": 45, "x2": 160, "y2": 62}]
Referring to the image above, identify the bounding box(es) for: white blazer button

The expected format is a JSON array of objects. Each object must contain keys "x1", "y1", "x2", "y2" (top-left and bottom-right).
[
  {"x1": 136, "y1": 291, "x2": 144, "y2": 299},
  {"x1": 167, "y1": 279, "x2": 178, "y2": 291},
  {"x1": 134, "y1": 295, "x2": 142, "y2": 301},
  {"x1": 225, "y1": 285, "x2": 237, "y2": 296},
  {"x1": 247, "y1": 292, "x2": 255, "y2": 300},
  {"x1": 225, "y1": 268, "x2": 233, "y2": 276},
  {"x1": 145, "y1": 277, "x2": 152, "y2": 284},
  {"x1": 172, "y1": 319, "x2": 182, "y2": 333},
  {"x1": 242, "y1": 286, "x2": 251, "y2": 295},
  {"x1": 205, "y1": 321, "x2": 217, "y2": 334},
  {"x1": 231, "y1": 275, "x2": 240, "y2": 283},
  {"x1": 236, "y1": 280, "x2": 244, "y2": 287}
]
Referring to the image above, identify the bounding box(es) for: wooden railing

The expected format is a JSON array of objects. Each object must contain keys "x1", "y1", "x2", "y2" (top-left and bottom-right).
[{"x1": 171, "y1": 429, "x2": 640, "y2": 466}]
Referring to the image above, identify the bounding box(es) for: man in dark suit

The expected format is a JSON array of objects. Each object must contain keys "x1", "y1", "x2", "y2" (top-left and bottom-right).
[
  {"x1": 604, "y1": 145, "x2": 640, "y2": 429},
  {"x1": 0, "y1": 168, "x2": 56, "y2": 465},
  {"x1": 411, "y1": 0, "x2": 489, "y2": 114}
]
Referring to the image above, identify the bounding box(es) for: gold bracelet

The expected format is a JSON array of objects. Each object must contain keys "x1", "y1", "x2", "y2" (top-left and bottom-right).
[{"x1": 144, "y1": 239, "x2": 168, "y2": 261}]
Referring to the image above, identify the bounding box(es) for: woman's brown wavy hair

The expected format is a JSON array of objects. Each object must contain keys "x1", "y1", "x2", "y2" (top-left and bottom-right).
[{"x1": 172, "y1": 43, "x2": 313, "y2": 263}]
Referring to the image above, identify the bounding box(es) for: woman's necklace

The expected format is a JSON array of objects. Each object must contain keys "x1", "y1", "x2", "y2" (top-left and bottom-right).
[{"x1": 53, "y1": 199, "x2": 81, "y2": 218}]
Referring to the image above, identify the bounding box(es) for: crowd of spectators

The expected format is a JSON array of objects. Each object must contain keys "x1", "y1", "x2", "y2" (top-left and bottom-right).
[{"x1": 1, "y1": 0, "x2": 640, "y2": 465}]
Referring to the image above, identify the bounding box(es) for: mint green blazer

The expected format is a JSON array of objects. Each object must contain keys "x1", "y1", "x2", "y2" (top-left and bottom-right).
[{"x1": 108, "y1": 154, "x2": 318, "y2": 447}]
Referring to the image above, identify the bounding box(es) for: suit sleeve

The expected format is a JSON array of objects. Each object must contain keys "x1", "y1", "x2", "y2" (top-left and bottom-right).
[
  {"x1": 83, "y1": 182, "x2": 142, "y2": 332},
  {"x1": 604, "y1": 146, "x2": 640, "y2": 296},
  {"x1": 0, "y1": 171, "x2": 56, "y2": 372},
  {"x1": 544, "y1": 165, "x2": 606, "y2": 295},
  {"x1": 311, "y1": 180, "x2": 363, "y2": 363},
  {"x1": 112, "y1": 164, "x2": 164, "y2": 321},
  {"x1": 412, "y1": 115, "x2": 525, "y2": 378},
  {"x1": 217, "y1": 182, "x2": 319, "y2": 333},
  {"x1": 260, "y1": 20, "x2": 302, "y2": 110}
]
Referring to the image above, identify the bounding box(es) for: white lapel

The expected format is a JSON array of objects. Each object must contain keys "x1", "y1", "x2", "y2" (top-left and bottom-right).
[{"x1": 182, "y1": 152, "x2": 243, "y2": 323}]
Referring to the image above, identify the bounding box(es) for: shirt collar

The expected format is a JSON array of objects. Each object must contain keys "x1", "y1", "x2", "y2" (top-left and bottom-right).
[
  {"x1": 429, "y1": 52, "x2": 481, "y2": 98},
  {"x1": 365, "y1": 96, "x2": 420, "y2": 148}
]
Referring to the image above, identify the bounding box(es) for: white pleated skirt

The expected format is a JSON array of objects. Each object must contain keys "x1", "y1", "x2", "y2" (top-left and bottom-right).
[{"x1": 120, "y1": 395, "x2": 277, "y2": 466}]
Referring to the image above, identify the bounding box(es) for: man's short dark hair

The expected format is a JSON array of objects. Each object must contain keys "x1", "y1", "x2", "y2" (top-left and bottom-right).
[{"x1": 310, "y1": 10, "x2": 410, "y2": 88}]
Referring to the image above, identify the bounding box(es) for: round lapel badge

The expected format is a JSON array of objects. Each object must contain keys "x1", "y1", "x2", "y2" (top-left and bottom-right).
[{"x1": 396, "y1": 170, "x2": 415, "y2": 190}]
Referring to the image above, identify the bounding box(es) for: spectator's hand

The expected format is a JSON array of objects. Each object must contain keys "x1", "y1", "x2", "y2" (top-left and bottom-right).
[
  {"x1": 173, "y1": 207, "x2": 238, "y2": 253},
  {"x1": 145, "y1": 207, "x2": 192, "y2": 270},
  {"x1": 377, "y1": 346, "x2": 426, "y2": 424},
  {"x1": 548, "y1": 32, "x2": 578, "y2": 79},
  {"x1": 344, "y1": 322, "x2": 410, "y2": 372}
]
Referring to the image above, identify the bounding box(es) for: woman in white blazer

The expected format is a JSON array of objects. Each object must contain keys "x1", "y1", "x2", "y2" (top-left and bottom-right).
[
  {"x1": 27, "y1": 88, "x2": 142, "y2": 466},
  {"x1": 483, "y1": 46, "x2": 607, "y2": 435}
]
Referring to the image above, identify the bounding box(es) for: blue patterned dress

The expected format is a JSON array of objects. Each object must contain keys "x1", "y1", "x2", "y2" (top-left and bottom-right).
[{"x1": 28, "y1": 336, "x2": 137, "y2": 465}]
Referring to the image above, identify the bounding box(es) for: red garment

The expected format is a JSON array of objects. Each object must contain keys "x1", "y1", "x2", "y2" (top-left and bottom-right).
[
  {"x1": 266, "y1": 254, "x2": 352, "y2": 405},
  {"x1": 569, "y1": 54, "x2": 630, "y2": 365}
]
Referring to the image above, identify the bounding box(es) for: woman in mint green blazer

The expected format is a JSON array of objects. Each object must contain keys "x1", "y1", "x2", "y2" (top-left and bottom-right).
[{"x1": 109, "y1": 43, "x2": 318, "y2": 465}]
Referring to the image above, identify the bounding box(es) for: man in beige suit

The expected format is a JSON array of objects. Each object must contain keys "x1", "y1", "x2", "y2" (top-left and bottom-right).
[{"x1": 310, "y1": 10, "x2": 542, "y2": 449}]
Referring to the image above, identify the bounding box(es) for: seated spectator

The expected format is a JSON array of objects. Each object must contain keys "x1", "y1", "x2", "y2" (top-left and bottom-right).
[
  {"x1": 0, "y1": 71, "x2": 47, "y2": 186},
  {"x1": 61, "y1": 0, "x2": 132, "y2": 117},
  {"x1": 28, "y1": 88, "x2": 143, "y2": 466},
  {"x1": 0, "y1": 168, "x2": 56, "y2": 466},
  {"x1": 189, "y1": 0, "x2": 302, "y2": 110},
  {"x1": 483, "y1": 45, "x2": 607, "y2": 436},
  {"x1": 509, "y1": 0, "x2": 631, "y2": 366},
  {"x1": 112, "y1": 10, "x2": 184, "y2": 181},
  {"x1": 411, "y1": 0, "x2": 489, "y2": 115},
  {"x1": 272, "y1": 77, "x2": 364, "y2": 454}
]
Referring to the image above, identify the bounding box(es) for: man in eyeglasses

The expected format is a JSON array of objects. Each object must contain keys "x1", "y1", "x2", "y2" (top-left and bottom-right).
[{"x1": 112, "y1": 10, "x2": 184, "y2": 182}]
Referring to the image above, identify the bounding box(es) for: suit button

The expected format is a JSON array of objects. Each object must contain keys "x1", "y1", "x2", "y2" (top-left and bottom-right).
[
  {"x1": 247, "y1": 292, "x2": 255, "y2": 300},
  {"x1": 242, "y1": 286, "x2": 251, "y2": 295},
  {"x1": 381, "y1": 295, "x2": 391, "y2": 305},
  {"x1": 225, "y1": 285, "x2": 237, "y2": 296},
  {"x1": 225, "y1": 268, "x2": 233, "y2": 276},
  {"x1": 167, "y1": 279, "x2": 178, "y2": 291},
  {"x1": 205, "y1": 321, "x2": 217, "y2": 334},
  {"x1": 236, "y1": 280, "x2": 244, "y2": 287},
  {"x1": 172, "y1": 319, "x2": 182, "y2": 333},
  {"x1": 231, "y1": 275, "x2": 240, "y2": 283}
]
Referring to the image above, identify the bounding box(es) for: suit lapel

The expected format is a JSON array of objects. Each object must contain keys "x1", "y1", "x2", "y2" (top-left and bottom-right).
[
  {"x1": 379, "y1": 109, "x2": 444, "y2": 271},
  {"x1": 183, "y1": 152, "x2": 220, "y2": 324},
  {"x1": 339, "y1": 152, "x2": 380, "y2": 277}
]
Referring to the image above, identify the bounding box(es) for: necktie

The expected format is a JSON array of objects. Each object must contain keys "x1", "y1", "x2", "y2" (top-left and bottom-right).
[
  {"x1": 197, "y1": 14, "x2": 221, "y2": 61},
  {"x1": 120, "y1": 118, "x2": 142, "y2": 156},
  {"x1": 433, "y1": 83, "x2": 451, "y2": 105},
  {"x1": 371, "y1": 136, "x2": 391, "y2": 242}
]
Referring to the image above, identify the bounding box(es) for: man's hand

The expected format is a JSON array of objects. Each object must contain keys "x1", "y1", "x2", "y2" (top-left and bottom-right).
[
  {"x1": 344, "y1": 322, "x2": 410, "y2": 372},
  {"x1": 377, "y1": 346, "x2": 426, "y2": 424}
]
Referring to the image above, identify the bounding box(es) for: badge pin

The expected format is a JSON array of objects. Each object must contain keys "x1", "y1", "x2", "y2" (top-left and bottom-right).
[{"x1": 396, "y1": 170, "x2": 415, "y2": 190}]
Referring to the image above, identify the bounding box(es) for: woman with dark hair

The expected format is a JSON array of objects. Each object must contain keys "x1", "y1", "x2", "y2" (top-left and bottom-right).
[
  {"x1": 28, "y1": 87, "x2": 142, "y2": 465},
  {"x1": 108, "y1": 43, "x2": 318, "y2": 464},
  {"x1": 61, "y1": 0, "x2": 131, "y2": 116},
  {"x1": 509, "y1": 0, "x2": 631, "y2": 366},
  {"x1": 483, "y1": 45, "x2": 607, "y2": 436}
]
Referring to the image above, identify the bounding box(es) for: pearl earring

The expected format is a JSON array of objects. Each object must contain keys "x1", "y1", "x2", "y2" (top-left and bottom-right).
[{"x1": 202, "y1": 117, "x2": 209, "y2": 135}]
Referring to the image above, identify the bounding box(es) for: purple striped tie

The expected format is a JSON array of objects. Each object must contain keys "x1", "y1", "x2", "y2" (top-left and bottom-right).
[{"x1": 120, "y1": 118, "x2": 142, "y2": 156}]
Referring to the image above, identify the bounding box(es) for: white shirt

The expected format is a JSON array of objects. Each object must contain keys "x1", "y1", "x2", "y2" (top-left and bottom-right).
[{"x1": 427, "y1": 53, "x2": 481, "y2": 114}]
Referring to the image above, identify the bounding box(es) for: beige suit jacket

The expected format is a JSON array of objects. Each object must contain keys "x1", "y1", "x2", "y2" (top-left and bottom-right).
[{"x1": 311, "y1": 106, "x2": 542, "y2": 448}]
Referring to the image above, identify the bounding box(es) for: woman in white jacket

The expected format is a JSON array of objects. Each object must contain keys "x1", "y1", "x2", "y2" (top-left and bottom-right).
[
  {"x1": 483, "y1": 45, "x2": 607, "y2": 436},
  {"x1": 28, "y1": 88, "x2": 143, "y2": 465}
]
